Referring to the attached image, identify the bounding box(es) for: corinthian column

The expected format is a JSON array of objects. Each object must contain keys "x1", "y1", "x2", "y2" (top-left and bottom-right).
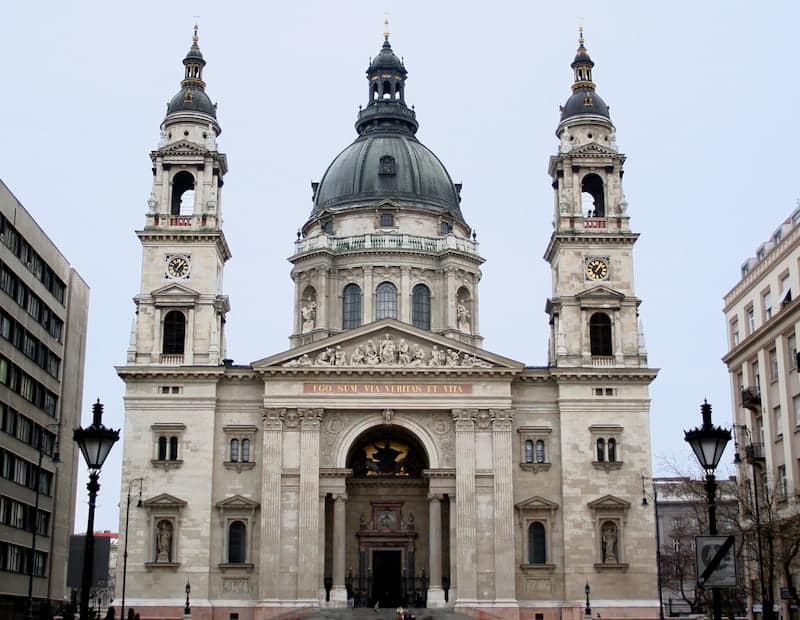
[
  {"x1": 330, "y1": 493, "x2": 348, "y2": 605},
  {"x1": 452, "y1": 408, "x2": 477, "y2": 604},
  {"x1": 298, "y1": 409, "x2": 323, "y2": 602},
  {"x1": 259, "y1": 408, "x2": 285, "y2": 603},
  {"x1": 491, "y1": 409, "x2": 516, "y2": 604},
  {"x1": 427, "y1": 493, "x2": 446, "y2": 607}
]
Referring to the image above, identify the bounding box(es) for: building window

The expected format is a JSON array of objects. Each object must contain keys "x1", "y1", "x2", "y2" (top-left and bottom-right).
[
  {"x1": 440, "y1": 221, "x2": 453, "y2": 235},
  {"x1": 591, "y1": 426, "x2": 623, "y2": 468},
  {"x1": 151, "y1": 423, "x2": 185, "y2": 469},
  {"x1": 769, "y1": 349, "x2": 779, "y2": 381},
  {"x1": 730, "y1": 318, "x2": 739, "y2": 347},
  {"x1": 607, "y1": 438, "x2": 617, "y2": 462},
  {"x1": 778, "y1": 466, "x2": 787, "y2": 499},
  {"x1": 589, "y1": 312, "x2": 612, "y2": 356},
  {"x1": 518, "y1": 427, "x2": 551, "y2": 471},
  {"x1": 763, "y1": 290, "x2": 773, "y2": 320},
  {"x1": 224, "y1": 425, "x2": 257, "y2": 471},
  {"x1": 412, "y1": 284, "x2": 431, "y2": 330},
  {"x1": 774, "y1": 405, "x2": 783, "y2": 438},
  {"x1": 342, "y1": 284, "x2": 362, "y2": 329},
  {"x1": 790, "y1": 334, "x2": 798, "y2": 369},
  {"x1": 794, "y1": 395, "x2": 800, "y2": 428},
  {"x1": 379, "y1": 213, "x2": 395, "y2": 227},
  {"x1": 320, "y1": 220, "x2": 333, "y2": 234},
  {"x1": 596, "y1": 438, "x2": 605, "y2": 462},
  {"x1": 527, "y1": 522, "x2": 546, "y2": 564},
  {"x1": 376, "y1": 282, "x2": 398, "y2": 320},
  {"x1": 378, "y1": 156, "x2": 396, "y2": 175},
  {"x1": 228, "y1": 521, "x2": 247, "y2": 563},
  {"x1": 162, "y1": 310, "x2": 186, "y2": 355},
  {"x1": 746, "y1": 306, "x2": 755, "y2": 334}
]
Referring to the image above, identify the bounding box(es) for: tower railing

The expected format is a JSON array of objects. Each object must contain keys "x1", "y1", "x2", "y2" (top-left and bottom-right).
[{"x1": 293, "y1": 233, "x2": 479, "y2": 256}]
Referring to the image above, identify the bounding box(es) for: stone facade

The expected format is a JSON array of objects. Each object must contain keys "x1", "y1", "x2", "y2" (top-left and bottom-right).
[{"x1": 117, "y1": 29, "x2": 659, "y2": 620}]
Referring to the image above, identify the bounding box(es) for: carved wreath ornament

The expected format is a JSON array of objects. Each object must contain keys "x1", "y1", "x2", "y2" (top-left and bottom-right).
[{"x1": 282, "y1": 332, "x2": 493, "y2": 369}]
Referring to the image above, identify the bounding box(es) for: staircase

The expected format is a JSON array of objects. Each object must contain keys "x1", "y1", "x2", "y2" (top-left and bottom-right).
[{"x1": 305, "y1": 608, "x2": 478, "y2": 620}]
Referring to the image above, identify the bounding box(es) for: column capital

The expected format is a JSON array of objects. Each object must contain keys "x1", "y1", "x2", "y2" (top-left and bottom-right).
[
  {"x1": 490, "y1": 408, "x2": 513, "y2": 430},
  {"x1": 263, "y1": 408, "x2": 286, "y2": 431},
  {"x1": 428, "y1": 493, "x2": 445, "y2": 502},
  {"x1": 299, "y1": 408, "x2": 324, "y2": 430},
  {"x1": 333, "y1": 493, "x2": 348, "y2": 503},
  {"x1": 451, "y1": 408, "x2": 477, "y2": 430}
]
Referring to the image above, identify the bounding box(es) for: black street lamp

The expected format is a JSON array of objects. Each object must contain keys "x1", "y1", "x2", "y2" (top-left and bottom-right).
[
  {"x1": 584, "y1": 581, "x2": 591, "y2": 617},
  {"x1": 120, "y1": 477, "x2": 143, "y2": 620},
  {"x1": 25, "y1": 424, "x2": 60, "y2": 620},
  {"x1": 184, "y1": 580, "x2": 191, "y2": 615},
  {"x1": 73, "y1": 399, "x2": 119, "y2": 620},
  {"x1": 684, "y1": 400, "x2": 731, "y2": 620}
]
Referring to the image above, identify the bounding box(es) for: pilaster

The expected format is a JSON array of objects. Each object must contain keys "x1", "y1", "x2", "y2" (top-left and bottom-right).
[
  {"x1": 259, "y1": 408, "x2": 285, "y2": 603},
  {"x1": 452, "y1": 408, "x2": 477, "y2": 604},
  {"x1": 298, "y1": 408, "x2": 323, "y2": 601},
  {"x1": 491, "y1": 409, "x2": 517, "y2": 604}
]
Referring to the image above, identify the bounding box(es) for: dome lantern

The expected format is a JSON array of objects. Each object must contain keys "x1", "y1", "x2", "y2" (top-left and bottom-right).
[
  {"x1": 559, "y1": 28, "x2": 610, "y2": 122},
  {"x1": 165, "y1": 24, "x2": 218, "y2": 123}
]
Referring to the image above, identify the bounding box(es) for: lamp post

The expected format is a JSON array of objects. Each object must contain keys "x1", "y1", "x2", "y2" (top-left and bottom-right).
[
  {"x1": 642, "y1": 476, "x2": 666, "y2": 620},
  {"x1": 24, "y1": 424, "x2": 60, "y2": 620},
  {"x1": 684, "y1": 400, "x2": 731, "y2": 620},
  {"x1": 73, "y1": 399, "x2": 119, "y2": 620},
  {"x1": 733, "y1": 424, "x2": 772, "y2": 620},
  {"x1": 120, "y1": 477, "x2": 143, "y2": 620},
  {"x1": 184, "y1": 580, "x2": 191, "y2": 616},
  {"x1": 584, "y1": 581, "x2": 591, "y2": 618}
]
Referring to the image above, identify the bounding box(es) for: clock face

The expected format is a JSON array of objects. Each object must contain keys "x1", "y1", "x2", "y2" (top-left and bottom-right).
[
  {"x1": 166, "y1": 255, "x2": 190, "y2": 279},
  {"x1": 586, "y1": 258, "x2": 609, "y2": 281}
]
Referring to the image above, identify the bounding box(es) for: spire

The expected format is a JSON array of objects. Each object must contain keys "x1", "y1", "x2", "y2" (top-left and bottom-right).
[
  {"x1": 356, "y1": 26, "x2": 418, "y2": 135},
  {"x1": 165, "y1": 24, "x2": 218, "y2": 121},
  {"x1": 571, "y1": 26, "x2": 596, "y2": 92}
]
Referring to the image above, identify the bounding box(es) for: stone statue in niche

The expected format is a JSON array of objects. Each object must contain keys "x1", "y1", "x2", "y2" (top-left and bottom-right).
[
  {"x1": 301, "y1": 301, "x2": 316, "y2": 333},
  {"x1": 156, "y1": 520, "x2": 172, "y2": 562},
  {"x1": 457, "y1": 302, "x2": 471, "y2": 332},
  {"x1": 601, "y1": 521, "x2": 618, "y2": 563},
  {"x1": 559, "y1": 191, "x2": 571, "y2": 215},
  {"x1": 618, "y1": 190, "x2": 628, "y2": 214}
]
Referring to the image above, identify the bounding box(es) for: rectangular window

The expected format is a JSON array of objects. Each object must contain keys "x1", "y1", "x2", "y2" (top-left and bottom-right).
[
  {"x1": 779, "y1": 465, "x2": 787, "y2": 499},
  {"x1": 763, "y1": 290, "x2": 772, "y2": 320},
  {"x1": 774, "y1": 405, "x2": 783, "y2": 438},
  {"x1": 753, "y1": 361, "x2": 760, "y2": 390},
  {"x1": 789, "y1": 334, "x2": 798, "y2": 370},
  {"x1": 794, "y1": 395, "x2": 800, "y2": 428},
  {"x1": 747, "y1": 306, "x2": 755, "y2": 334},
  {"x1": 769, "y1": 349, "x2": 779, "y2": 381},
  {"x1": 730, "y1": 318, "x2": 740, "y2": 347}
]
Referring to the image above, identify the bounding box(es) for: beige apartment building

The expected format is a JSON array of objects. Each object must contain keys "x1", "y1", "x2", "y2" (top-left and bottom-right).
[
  {"x1": 117, "y1": 29, "x2": 660, "y2": 620},
  {"x1": 723, "y1": 207, "x2": 800, "y2": 619},
  {"x1": 0, "y1": 180, "x2": 90, "y2": 618}
]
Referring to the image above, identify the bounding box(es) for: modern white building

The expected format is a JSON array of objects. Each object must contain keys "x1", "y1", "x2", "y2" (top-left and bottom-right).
[{"x1": 117, "y1": 28, "x2": 659, "y2": 620}]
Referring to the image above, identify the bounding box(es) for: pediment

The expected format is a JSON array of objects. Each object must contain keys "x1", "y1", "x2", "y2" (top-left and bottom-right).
[
  {"x1": 151, "y1": 282, "x2": 200, "y2": 302},
  {"x1": 215, "y1": 495, "x2": 260, "y2": 510},
  {"x1": 253, "y1": 319, "x2": 524, "y2": 373},
  {"x1": 575, "y1": 285, "x2": 625, "y2": 304},
  {"x1": 587, "y1": 494, "x2": 630, "y2": 511},
  {"x1": 568, "y1": 142, "x2": 620, "y2": 158},
  {"x1": 155, "y1": 139, "x2": 209, "y2": 157},
  {"x1": 515, "y1": 495, "x2": 559, "y2": 512},
  {"x1": 143, "y1": 493, "x2": 187, "y2": 509}
]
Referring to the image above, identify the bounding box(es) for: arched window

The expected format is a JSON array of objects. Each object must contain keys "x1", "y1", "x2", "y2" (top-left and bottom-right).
[
  {"x1": 171, "y1": 171, "x2": 195, "y2": 216},
  {"x1": 382, "y1": 80, "x2": 392, "y2": 99},
  {"x1": 528, "y1": 522, "x2": 546, "y2": 564},
  {"x1": 581, "y1": 173, "x2": 605, "y2": 217},
  {"x1": 158, "y1": 436, "x2": 167, "y2": 460},
  {"x1": 376, "y1": 282, "x2": 398, "y2": 320},
  {"x1": 168, "y1": 436, "x2": 178, "y2": 460},
  {"x1": 241, "y1": 439, "x2": 250, "y2": 463},
  {"x1": 230, "y1": 438, "x2": 239, "y2": 463},
  {"x1": 589, "y1": 312, "x2": 612, "y2": 356},
  {"x1": 162, "y1": 311, "x2": 186, "y2": 355},
  {"x1": 524, "y1": 440, "x2": 534, "y2": 464},
  {"x1": 535, "y1": 440, "x2": 546, "y2": 464},
  {"x1": 412, "y1": 284, "x2": 431, "y2": 330},
  {"x1": 607, "y1": 438, "x2": 617, "y2": 462},
  {"x1": 596, "y1": 438, "x2": 606, "y2": 462},
  {"x1": 228, "y1": 521, "x2": 246, "y2": 564},
  {"x1": 343, "y1": 284, "x2": 362, "y2": 329}
]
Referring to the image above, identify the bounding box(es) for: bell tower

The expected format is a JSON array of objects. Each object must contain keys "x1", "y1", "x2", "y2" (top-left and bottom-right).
[
  {"x1": 544, "y1": 30, "x2": 647, "y2": 368},
  {"x1": 128, "y1": 26, "x2": 231, "y2": 366}
]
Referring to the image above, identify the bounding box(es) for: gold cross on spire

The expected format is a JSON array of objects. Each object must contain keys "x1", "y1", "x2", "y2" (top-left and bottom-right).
[{"x1": 383, "y1": 13, "x2": 390, "y2": 41}]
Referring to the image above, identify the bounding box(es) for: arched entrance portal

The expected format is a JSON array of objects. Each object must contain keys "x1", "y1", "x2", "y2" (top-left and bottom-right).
[{"x1": 345, "y1": 426, "x2": 432, "y2": 608}]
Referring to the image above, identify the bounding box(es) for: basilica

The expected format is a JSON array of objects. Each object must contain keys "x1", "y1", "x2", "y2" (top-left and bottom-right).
[{"x1": 117, "y1": 25, "x2": 659, "y2": 620}]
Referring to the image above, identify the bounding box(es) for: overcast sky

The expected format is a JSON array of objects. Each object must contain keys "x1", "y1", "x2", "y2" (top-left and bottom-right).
[{"x1": 1, "y1": 1, "x2": 797, "y2": 533}]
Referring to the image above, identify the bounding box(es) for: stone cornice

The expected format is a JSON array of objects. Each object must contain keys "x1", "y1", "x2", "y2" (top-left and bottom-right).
[
  {"x1": 116, "y1": 365, "x2": 228, "y2": 381},
  {"x1": 137, "y1": 229, "x2": 232, "y2": 262}
]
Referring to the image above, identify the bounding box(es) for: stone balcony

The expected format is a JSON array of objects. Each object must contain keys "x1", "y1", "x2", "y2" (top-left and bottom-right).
[{"x1": 292, "y1": 233, "x2": 480, "y2": 258}]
